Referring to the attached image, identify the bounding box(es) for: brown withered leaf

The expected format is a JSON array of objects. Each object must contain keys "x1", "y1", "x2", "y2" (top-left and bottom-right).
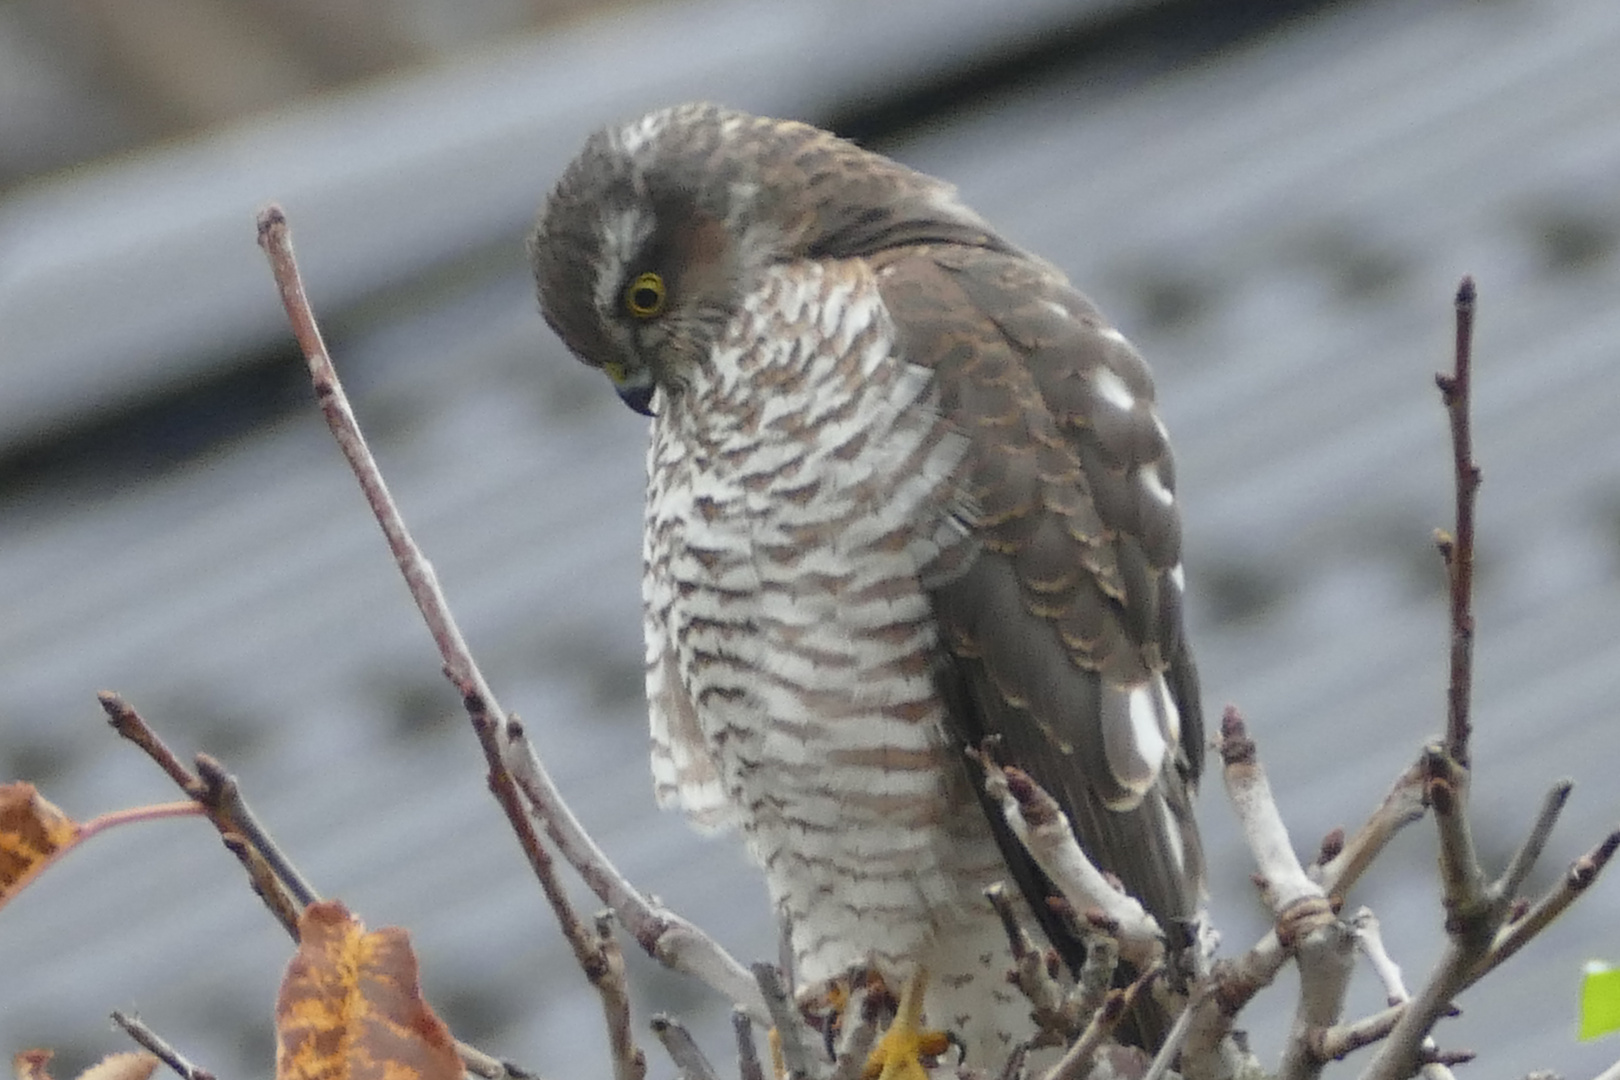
[
  {"x1": 76, "y1": 1053, "x2": 159, "y2": 1080},
  {"x1": 275, "y1": 900, "x2": 460, "y2": 1080},
  {"x1": 0, "y1": 783, "x2": 82, "y2": 908},
  {"x1": 13, "y1": 1049, "x2": 54, "y2": 1080}
]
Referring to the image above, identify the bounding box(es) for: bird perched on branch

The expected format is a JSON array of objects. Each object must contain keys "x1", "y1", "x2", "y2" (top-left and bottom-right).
[{"x1": 530, "y1": 103, "x2": 1204, "y2": 1068}]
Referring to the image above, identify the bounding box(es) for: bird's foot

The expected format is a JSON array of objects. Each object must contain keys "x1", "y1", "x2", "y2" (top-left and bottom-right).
[{"x1": 861, "y1": 968, "x2": 950, "y2": 1080}]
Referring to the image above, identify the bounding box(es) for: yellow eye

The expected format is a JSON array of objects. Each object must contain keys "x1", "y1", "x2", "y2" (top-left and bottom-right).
[{"x1": 624, "y1": 272, "x2": 667, "y2": 319}]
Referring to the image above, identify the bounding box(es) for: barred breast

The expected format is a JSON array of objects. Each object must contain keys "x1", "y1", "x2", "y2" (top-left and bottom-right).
[{"x1": 642, "y1": 258, "x2": 1022, "y2": 1046}]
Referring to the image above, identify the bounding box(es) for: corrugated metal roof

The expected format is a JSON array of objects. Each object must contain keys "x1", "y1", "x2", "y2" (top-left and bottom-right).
[{"x1": 3, "y1": 0, "x2": 1618, "y2": 1076}]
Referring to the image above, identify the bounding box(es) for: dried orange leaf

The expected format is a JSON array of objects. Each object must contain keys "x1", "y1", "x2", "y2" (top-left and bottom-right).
[
  {"x1": 13, "y1": 1049, "x2": 54, "y2": 1080},
  {"x1": 276, "y1": 900, "x2": 459, "y2": 1080},
  {"x1": 0, "y1": 783, "x2": 82, "y2": 907},
  {"x1": 75, "y1": 1053, "x2": 159, "y2": 1080}
]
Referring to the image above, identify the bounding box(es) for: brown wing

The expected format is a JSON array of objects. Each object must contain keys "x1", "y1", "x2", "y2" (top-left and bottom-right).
[{"x1": 872, "y1": 243, "x2": 1205, "y2": 981}]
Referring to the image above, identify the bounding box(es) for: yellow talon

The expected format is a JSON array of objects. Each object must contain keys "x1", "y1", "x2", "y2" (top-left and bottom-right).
[{"x1": 862, "y1": 968, "x2": 950, "y2": 1080}]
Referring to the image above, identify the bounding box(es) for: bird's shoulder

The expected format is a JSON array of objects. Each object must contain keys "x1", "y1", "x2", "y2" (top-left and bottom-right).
[
  {"x1": 865, "y1": 242, "x2": 1201, "y2": 793},
  {"x1": 866, "y1": 242, "x2": 1182, "y2": 604}
]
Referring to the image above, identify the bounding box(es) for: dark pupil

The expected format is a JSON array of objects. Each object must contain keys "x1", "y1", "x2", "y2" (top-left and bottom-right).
[{"x1": 632, "y1": 285, "x2": 660, "y2": 311}]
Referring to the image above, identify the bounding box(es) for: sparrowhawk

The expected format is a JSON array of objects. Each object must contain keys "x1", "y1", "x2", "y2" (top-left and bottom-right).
[{"x1": 530, "y1": 103, "x2": 1204, "y2": 1065}]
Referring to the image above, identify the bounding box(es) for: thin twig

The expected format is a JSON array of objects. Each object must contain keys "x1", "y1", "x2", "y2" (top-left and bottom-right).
[
  {"x1": 1494, "y1": 781, "x2": 1573, "y2": 903},
  {"x1": 1073, "y1": 927, "x2": 1121, "y2": 1032},
  {"x1": 1364, "y1": 280, "x2": 1489, "y2": 1080},
  {"x1": 1470, "y1": 827, "x2": 1620, "y2": 985},
  {"x1": 1141, "y1": 995, "x2": 1195, "y2": 1080},
  {"x1": 971, "y1": 752, "x2": 1162, "y2": 966},
  {"x1": 1351, "y1": 910, "x2": 1409, "y2": 1008},
  {"x1": 195, "y1": 755, "x2": 320, "y2": 908},
  {"x1": 651, "y1": 1016, "x2": 720, "y2": 1080},
  {"x1": 1436, "y1": 275, "x2": 1479, "y2": 769},
  {"x1": 1311, "y1": 1004, "x2": 1405, "y2": 1062},
  {"x1": 1351, "y1": 909, "x2": 1455, "y2": 1080},
  {"x1": 219, "y1": 833, "x2": 304, "y2": 938},
  {"x1": 98, "y1": 694, "x2": 306, "y2": 939},
  {"x1": 101, "y1": 696, "x2": 530, "y2": 1080},
  {"x1": 1359, "y1": 764, "x2": 1483, "y2": 1075},
  {"x1": 101, "y1": 694, "x2": 201, "y2": 793},
  {"x1": 1038, "y1": 969, "x2": 1154, "y2": 1080},
  {"x1": 453, "y1": 1043, "x2": 527, "y2": 1080},
  {"x1": 733, "y1": 1009, "x2": 766, "y2": 1080},
  {"x1": 1424, "y1": 747, "x2": 1487, "y2": 936},
  {"x1": 1314, "y1": 759, "x2": 1429, "y2": 902},
  {"x1": 111, "y1": 1011, "x2": 216, "y2": 1080},
  {"x1": 753, "y1": 962, "x2": 826, "y2": 1080},
  {"x1": 596, "y1": 913, "x2": 650, "y2": 1080},
  {"x1": 467, "y1": 688, "x2": 646, "y2": 1080},
  {"x1": 987, "y1": 882, "x2": 1079, "y2": 1043},
  {"x1": 256, "y1": 204, "x2": 765, "y2": 1021}
]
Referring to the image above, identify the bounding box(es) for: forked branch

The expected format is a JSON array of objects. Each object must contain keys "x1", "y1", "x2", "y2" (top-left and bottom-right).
[{"x1": 255, "y1": 206, "x2": 766, "y2": 1038}]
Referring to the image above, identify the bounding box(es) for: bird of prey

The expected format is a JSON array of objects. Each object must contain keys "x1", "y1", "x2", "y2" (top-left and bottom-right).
[{"x1": 530, "y1": 103, "x2": 1204, "y2": 1067}]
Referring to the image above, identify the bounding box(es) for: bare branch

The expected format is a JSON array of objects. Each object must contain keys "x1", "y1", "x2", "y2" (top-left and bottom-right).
[
  {"x1": 1140, "y1": 997, "x2": 1195, "y2": 1080},
  {"x1": 255, "y1": 204, "x2": 765, "y2": 1022},
  {"x1": 988, "y1": 882, "x2": 1080, "y2": 1044},
  {"x1": 733, "y1": 1009, "x2": 766, "y2": 1080},
  {"x1": 1471, "y1": 826, "x2": 1620, "y2": 985},
  {"x1": 102, "y1": 695, "x2": 537, "y2": 1080},
  {"x1": 1315, "y1": 758, "x2": 1429, "y2": 901},
  {"x1": 195, "y1": 755, "x2": 320, "y2": 908},
  {"x1": 1038, "y1": 969, "x2": 1154, "y2": 1080},
  {"x1": 1495, "y1": 780, "x2": 1572, "y2": 904},
  {"x1": 1311, "y1": 1004, "x2": 1404, "y2": 1062},
  {"x1": 1351, "y1": 910, "x2": 1409, "y2": 1008},
  {"x1": 753, "y1": 962, "x2": 827, "y2": 1080},
  {"x1": 1352, "y1": 909, "x2": 1455, "y2": 1080},
  {"x1": 651, "y1": 1016, "x2": 720, "y2": 1080},
  {"x1": 595, "y1": 913, "x2": 649, "y2": 1080},
  {"x1": 1218, "y1": 707, "x2": 1351, "y2": 1080},
  {"x1": 1359, "y1": 771, "x2": 1483, "y2": 1075},
  {"x1": 1218, "y1": 709, "x2": 1317, "y2": 911},
  {"x1": 971, "y1": 753, "x2": 1162, "y2": 967},
  {"x1": 453, "y1": 1044, "x2": 531, "y2": 1080},
  {"x1": 101, "y1": 693, "x2": 203, "y2": 794},
  {"x1": 1423, "y1": 748, "x2": 1489, "y2": 937},
  {"x1": 111, "y1": 1011, "x2": 215, "y2": 1080},
  {"x1": 1435, "y1": 275, "x2": 1480, "y2": 769},
  {"x1": 99, "y1": 694, "x2": 306, "y2": 940}
]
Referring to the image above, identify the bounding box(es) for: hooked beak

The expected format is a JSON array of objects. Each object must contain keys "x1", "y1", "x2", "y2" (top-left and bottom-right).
[{"x1": 604, "y1": 362, "x2": 656, "y2": 417}]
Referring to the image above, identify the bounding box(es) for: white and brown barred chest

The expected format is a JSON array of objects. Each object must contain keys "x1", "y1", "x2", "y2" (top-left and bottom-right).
[{"x1": 640, "y1": 260, "x2": 1006, "y2": 978}]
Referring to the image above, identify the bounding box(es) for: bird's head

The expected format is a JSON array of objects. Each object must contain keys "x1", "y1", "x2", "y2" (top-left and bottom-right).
[{"x1": 528, "y1": 102, "x2": 1003, "y2": 415}]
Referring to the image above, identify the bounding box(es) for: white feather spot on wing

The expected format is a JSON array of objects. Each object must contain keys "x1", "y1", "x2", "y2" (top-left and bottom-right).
[
  {"x1": 1102, "y1": 681, "x2": 1169, "y2": 806},
  {"x1": 1092, "y1": 365, "x2": 1136, "y2": 412},
  {"x1": 1155, "y1": 672, "x2": 1182, "y2": 744},
  {"x1": 1140, "y1": 462, "x2": 1174, "y2": 506}
]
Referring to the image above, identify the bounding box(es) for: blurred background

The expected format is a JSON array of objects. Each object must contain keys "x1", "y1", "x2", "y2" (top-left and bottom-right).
[{"x1": 2, "y1": 0, "x2": 1618, "y2": 1076}]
